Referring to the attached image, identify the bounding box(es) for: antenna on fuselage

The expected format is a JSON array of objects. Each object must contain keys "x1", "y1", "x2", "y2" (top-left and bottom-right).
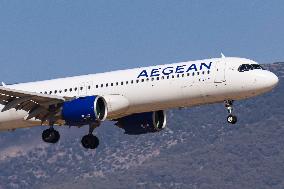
[{"x1": 221, "y1": 53, "x2": 226, "y2": 58}]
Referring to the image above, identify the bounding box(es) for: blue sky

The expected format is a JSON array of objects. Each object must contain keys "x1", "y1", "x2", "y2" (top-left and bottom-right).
[{"x1": 0, "y1": 0, "x2": 283, "y2": 83}]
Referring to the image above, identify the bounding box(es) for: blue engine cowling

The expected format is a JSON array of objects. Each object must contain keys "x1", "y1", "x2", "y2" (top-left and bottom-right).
[
  {"x1": 62, "y1": 96, "x2": 107, "y2": 126},
  {"x1": 115, "y1": 110, "x2": 167, "y2": 135}
]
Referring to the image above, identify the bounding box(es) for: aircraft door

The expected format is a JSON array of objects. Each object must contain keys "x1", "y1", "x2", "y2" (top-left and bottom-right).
[{"x1": 214, "y1": 60, "x2": 226, "y2": 83}]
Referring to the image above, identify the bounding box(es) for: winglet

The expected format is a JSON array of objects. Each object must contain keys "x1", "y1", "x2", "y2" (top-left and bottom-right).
[
  {"x1": 1, "y1": 82, "x2": 6, "y2": 87},
  {"x1": 221, "y1": 53, "x2": 225, "y2": 58}
]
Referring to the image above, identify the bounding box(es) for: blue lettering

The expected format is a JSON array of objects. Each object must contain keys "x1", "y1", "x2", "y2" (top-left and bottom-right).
[
  {"x1": 162, "y1": 67, "x2": 174, "y2": 75},
  {"x1": 200, "y1": 62, "x2": 212, "y2": 70},
  {"x1": 138, "y1": 62, "x2": 213, "y2": 78},
  {"x1": 137, "y1": 70, "x2": 148, "y2": 78},
  {"x1": 176, "y1": 65, "x2": 186, "y2": 73},
  {"x1": 151, "y1": 68, "x2": 160, "y2": 77},
  {"x1": 186, "y1": 64, "x2": 198, "y2": 72}
]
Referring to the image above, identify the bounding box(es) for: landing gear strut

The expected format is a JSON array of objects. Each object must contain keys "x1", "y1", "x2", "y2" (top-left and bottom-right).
[
  {"x1": 81, "y1": 121, "x2": 100, "y2": 149},
  {"x1": 224, "y1": 100, "x2": 237, "y2": 124}
]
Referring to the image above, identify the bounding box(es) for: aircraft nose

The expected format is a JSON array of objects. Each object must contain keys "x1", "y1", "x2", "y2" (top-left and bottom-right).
[
  {"x1": 269, "y1": 72, "x2": 279, "y2": 88},
  {"x1": 255, "y1": 71, "x2": 279, "y2": 91}
]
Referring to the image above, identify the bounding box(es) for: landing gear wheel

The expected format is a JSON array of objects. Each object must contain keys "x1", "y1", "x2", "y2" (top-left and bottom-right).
[
  {"x1": 227, "y1": 114, "x2": 237, "y2": 124},
  {"x1": 81, "y1": 134, "x2": 99, "y2": 149},
  {"x1": 42, "y1": 129, "x2": 60, "y2": 143}
]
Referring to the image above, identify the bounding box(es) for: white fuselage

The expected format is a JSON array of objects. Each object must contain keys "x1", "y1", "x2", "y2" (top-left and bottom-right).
[{"x1": 0, "y1": 57, "x2": 278, "y2": 130}]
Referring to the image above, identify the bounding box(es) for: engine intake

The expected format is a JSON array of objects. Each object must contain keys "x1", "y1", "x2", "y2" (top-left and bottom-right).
[
  {"x1": 116, "y1": 110, "x2": 167, "y2": 135},
  {"x1": 62, "y1": 96, "x2": 107, "y2": 126}
]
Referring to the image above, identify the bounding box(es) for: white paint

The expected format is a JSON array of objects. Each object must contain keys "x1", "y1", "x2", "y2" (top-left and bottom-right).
[{"x1": 0, "y1": 57, "x2": 279, "y2": 130}]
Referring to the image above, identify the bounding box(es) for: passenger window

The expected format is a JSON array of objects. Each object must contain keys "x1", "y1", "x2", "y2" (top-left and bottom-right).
[
  {"x1": 131, "y1": 80, "x2": 134, "y2": 84},
  {"x1": 157, "y1": 77, "x2": 159, "y2": 80},
  {"x1": 80, "y1": 87, "x2": 83, "y2": 90},
  {"x1": 151, "y1": 77, "x2": 155, "y2": 81},
  {"x1": 106, "y1": 83, "x2": 108, "y2": 87},
  {"x1": 202, "y1": 71, "x2": 205, "y2": 75},
  {"x1": 116, "y1": 82, "x2": 119, "y2": 86},
  {"x1": 161, "y1": 76, "x2": 165, "y2": 80},
  {"x1": 54, "y1": 90, "x2": 57, "y2": 94},
  {"x1": 141, "y1": 79, "x2": 144, "y2": 82},
  {"x1": 69, "y1": 88, "x2": 72, "y2": 92},
  {"x1": 207, "y1": 70, "x2": 210, "y2": 74},
  {"x1": 126, "y1": 81, "x2": 129, "y2": 84},
  {"x1": 96, "y1": 85, "x2": 98, "y2": 88},
  {"x1": 172, "y1": 75, "x2": 175, "y2": 79},
  {"x1": 111, "y1": 83, "x2": 113, "y2": 86},
  {"x1": 167, "y1": 76, "x2": 170, "y2": 79},
  {"x1": 64, "y1": 89, "x2": 67, "y2": 92},
  {"x1": 192, "y1": 72, "x2": 195, "y2": 76},
  {"x1": 136, "y1": 80, "x2": 139, "y2": 83},
  {"x1": 121, "y1": 82, "x2": 123, "y2": 85},
  {"x1": 88, "y1": 86, "x2": 91, "y2": 90},
  {"x1": 74, "y1": 87, "x2": 77, "y2": 91}
]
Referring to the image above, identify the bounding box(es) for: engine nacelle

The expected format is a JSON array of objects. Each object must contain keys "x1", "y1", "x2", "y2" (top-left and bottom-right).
[
  {"x1": 103, "y1": 94, "x2": 129, "y2": 119},
  {"x1": 115, "y1": 110, "x2": 167, "y2": 135},
  {"x1": 62, "y1": 96, "x2": 107, "y2": 126}
]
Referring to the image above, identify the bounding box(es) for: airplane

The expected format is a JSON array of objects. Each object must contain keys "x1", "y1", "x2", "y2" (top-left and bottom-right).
[{"x1": 0, "y1": 55, "x2": 279, "y2": 149}]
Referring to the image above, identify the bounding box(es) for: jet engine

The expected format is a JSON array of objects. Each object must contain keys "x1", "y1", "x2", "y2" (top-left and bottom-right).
[
  {"x1": 115, "y1": 110, "x2": 167, "y2": 135},
  {"x1": 62, "y1": 96, "x2": 107, "y2": 126}
]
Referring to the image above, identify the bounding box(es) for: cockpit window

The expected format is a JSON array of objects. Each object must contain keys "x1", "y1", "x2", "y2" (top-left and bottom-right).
[
  {"x1": 251, "y1": 64, "x2": 264, "y2": 70},
  {"x1": 238, "y1": 64, "x2": 264, "y2": 72},
  {"x1": 238, "y1": 64, "x2": 251, "y2": 72}
]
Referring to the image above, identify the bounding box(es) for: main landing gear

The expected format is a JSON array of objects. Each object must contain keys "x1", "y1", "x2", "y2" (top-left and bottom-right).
[
  {"x1": 41, "y1": 120, "x2": 101, "y2": 149},
  {"x1": 42, "y1": 127, "x2": 60, "y2": 143},
  {"x1": 81, "y1": 121, "x2": 100, "y2": 149},
  {"x1": 224, "y1": 100, "x2": 237, "y2": 124},
  {"x1": 42, "y1": 107, "x2": 61, "y2": 144}
]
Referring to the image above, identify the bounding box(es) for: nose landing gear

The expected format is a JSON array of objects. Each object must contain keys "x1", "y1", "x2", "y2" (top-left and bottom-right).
[{"x1": 224, "y1": 100, "x2": 237, "y2": 124}]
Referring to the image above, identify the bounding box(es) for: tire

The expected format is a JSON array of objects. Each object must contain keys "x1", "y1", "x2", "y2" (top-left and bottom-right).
[
  {"x1": 42, "y1": 129, "x2": 60, "y2": 143},
  {"x1": 42, "y1": 129, "x2": 51, "y2": 142},
  {"x1": 51, "y1": 130, "x2": 60, "y2": 143},
  {"x1": 81, "y1": 135, "x2": 90, "y2": 149},
  {"x1": 81, "y1": 134, "x2": 99, "y2": 149},
  {"x1": 227, "y1": 115, "x2": 237, "y2": 124},
  {"x1": 88, "y1": 135, "x2": 99, "y2": 149}
]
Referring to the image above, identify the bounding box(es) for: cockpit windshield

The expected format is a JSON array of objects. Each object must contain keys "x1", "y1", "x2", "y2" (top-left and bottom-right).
[
  {"x1": 238, "y1": 64, "x2": 264, "y2": 72},
  {"x1": 251, "y1": 64, "x2": 264, "y2": 70}
]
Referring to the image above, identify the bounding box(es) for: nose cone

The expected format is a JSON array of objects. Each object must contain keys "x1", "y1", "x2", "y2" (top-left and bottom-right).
[
  {"x1": 269, "y1": 72, "x2": 279, "y2": 88},
  {"x1": 254, "y1": 71, "x2": 279, "y2": 92}
]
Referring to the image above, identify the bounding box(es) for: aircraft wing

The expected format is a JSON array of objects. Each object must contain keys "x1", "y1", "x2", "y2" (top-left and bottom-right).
[{"x1": 0, "y1": 86, "x2": 71, "y2": 123}]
